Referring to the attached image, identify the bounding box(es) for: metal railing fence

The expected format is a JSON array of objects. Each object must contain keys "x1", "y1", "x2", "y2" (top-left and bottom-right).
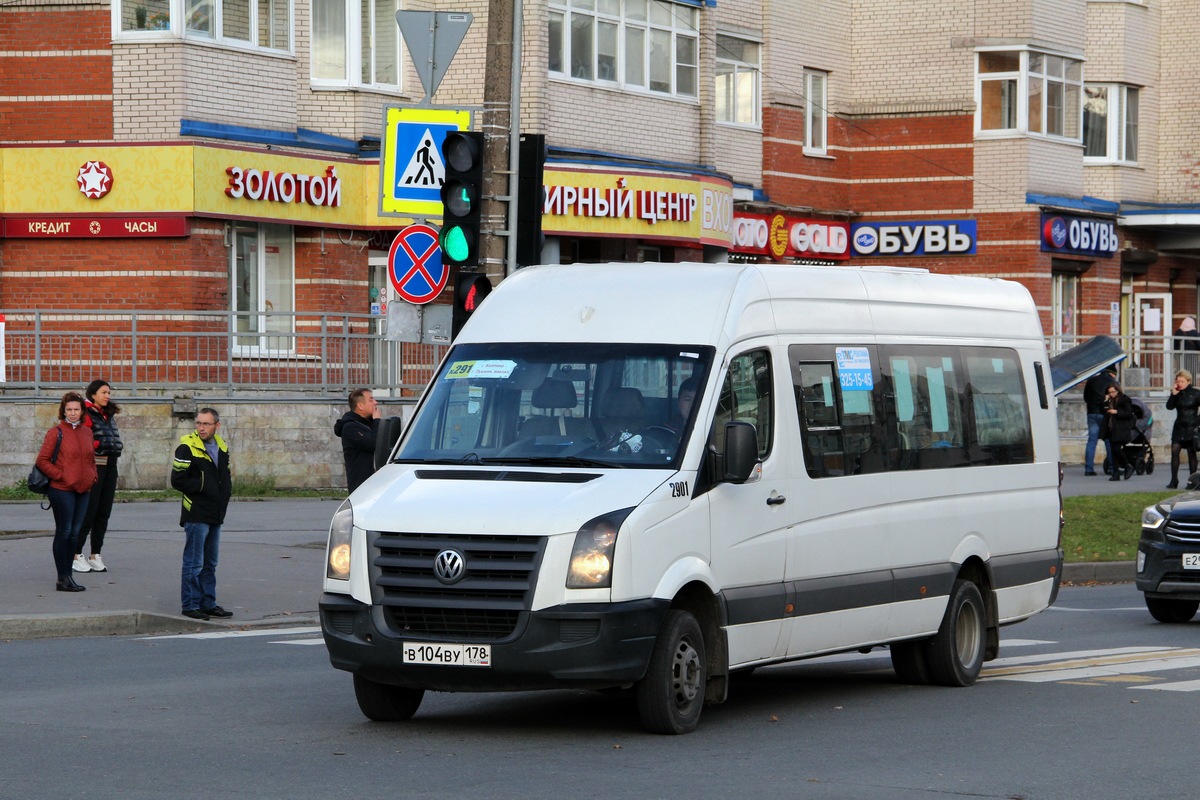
[
  {"x1": 0, "y1": 310, "x2": 446, "y2": 397},
  {"x1": 0, "y1": 311, "x2": 1190, "y2": 398}
]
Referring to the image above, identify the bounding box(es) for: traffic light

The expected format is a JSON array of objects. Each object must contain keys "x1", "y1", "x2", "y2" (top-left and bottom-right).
[
  {"x1": 440, "y1": 130, "x2": 485, "y2": 267},
  {"x1": 453, "y1": 272, "x2": 492, "y2": 338},
  {"x1": 516, "y1": 133, "x2": 546, "y2": 267}
]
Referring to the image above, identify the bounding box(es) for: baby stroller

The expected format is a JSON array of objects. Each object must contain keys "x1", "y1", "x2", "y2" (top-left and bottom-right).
[{"x1": 1104, "y1": 396, "x2": 1155, "y2": 476}]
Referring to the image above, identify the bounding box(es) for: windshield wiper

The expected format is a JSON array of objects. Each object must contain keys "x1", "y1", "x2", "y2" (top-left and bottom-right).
[{"x1": 479, "y1": 456, "x2": 624, "y2": 469}]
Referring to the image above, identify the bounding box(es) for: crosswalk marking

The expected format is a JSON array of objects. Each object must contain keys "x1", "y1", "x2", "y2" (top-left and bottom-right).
[
  {"x1": 144, "y1": 625, "x2": 320, "y2": 640},
  {"x1": 1132, "y1": 678, "x2": 1200, "y2": 692},
  {"x1": 984, "y1": 647, "x2": 1200, "y2": 684}
]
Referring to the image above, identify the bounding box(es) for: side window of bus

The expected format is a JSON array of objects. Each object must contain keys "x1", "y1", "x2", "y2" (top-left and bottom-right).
[
  {"x1": 709, "y1": 350, "x2": 772, "y2": 459},
  {"x1": 964, "y1": 352, "x2": 1034, "y2": 464},
  {"x1": 886, "y1": 349, "x2": 969, "y2": 470},
  {"x1": 794, "y1": 359, "x2": 884, "y2": 478}
]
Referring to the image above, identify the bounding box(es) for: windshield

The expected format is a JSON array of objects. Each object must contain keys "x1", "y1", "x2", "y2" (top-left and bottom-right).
[{"x1": 397, "y1": 342, "x2": 714, "y2": 469}]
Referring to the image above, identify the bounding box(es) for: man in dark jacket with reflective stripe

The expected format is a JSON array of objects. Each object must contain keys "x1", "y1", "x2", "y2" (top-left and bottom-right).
[
  {"x1": 334, "y1": 388, "x2": 380, "y2": 493},
  {"x1": 170, "y1": 407, "x2": 233, "y2": 621}
]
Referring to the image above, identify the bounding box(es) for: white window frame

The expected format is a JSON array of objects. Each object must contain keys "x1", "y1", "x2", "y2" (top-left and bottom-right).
[
  {"x1": 310, "y1": 0, "x2": 402, "y2": 91},
  {"x1": 1051, "y1": 272, "x2": 1080, "y2": 350},
  {"x1": 111, "y1": 0, "x2": 293, "y2": 54},
  {"x1": 803, "y1": 69, "x2": 828, "y2": 155},
  {"x1": 1083, "y1": 84, "x2": 1139, "y2": 164},
  {"x1": 974, "y1": 47, "x2": 1084, "y2": 143},
  {"x1": 231, "y1": 222, "x2": 296, "y2": 355},
  {"x1": 548, "y1": 0, "x2": 700, "y2": 99},
  {"x1": 715, "y1": 34, "x2": 761, "y2": 128}
]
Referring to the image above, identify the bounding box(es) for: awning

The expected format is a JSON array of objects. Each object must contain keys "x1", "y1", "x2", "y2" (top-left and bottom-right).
[{"x1": 1049, "y1": 335, "x2": 1127, "y2": 395}]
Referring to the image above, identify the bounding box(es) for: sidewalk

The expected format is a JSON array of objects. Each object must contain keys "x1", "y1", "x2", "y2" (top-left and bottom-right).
[
  {"x1": 0, "y1": 497, "x2": 344, "y2": 640},
  {"x1": 0, "y1": 470, "x2": 1156, "y2": 640}
]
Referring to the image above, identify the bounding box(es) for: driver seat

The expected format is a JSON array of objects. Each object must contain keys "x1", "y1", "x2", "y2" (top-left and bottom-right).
[{"x1": 598, "y1": 387, "x2": 646, "y2": 438}]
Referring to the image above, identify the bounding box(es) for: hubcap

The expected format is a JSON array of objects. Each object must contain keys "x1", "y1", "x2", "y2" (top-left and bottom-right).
[
  {"x1": 671, "y1": 637, "x2": 703, "y2": 705},
  {"x1": 956, "y1": 600, "x2": 982, "y2": 667}
]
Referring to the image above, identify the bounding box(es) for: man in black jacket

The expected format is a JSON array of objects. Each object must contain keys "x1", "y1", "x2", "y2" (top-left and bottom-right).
[
  {"x1": 171, "y1": 407, "x2": 233, "y2": 620},
  {"x1": 334, "y1": 388, "x2": 381, "y2": 493},
  {"x1": 1083, "y1": 366, "x2": 1118, "y2": 476}
]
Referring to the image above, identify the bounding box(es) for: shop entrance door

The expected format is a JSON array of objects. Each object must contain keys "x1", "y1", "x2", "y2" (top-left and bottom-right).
[{"x1": 1133, "y1": 292, "x2": 1171, "y2": 390}]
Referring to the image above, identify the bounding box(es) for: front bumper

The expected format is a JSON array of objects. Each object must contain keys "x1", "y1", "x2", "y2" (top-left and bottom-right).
[
  {"x1": 1136, "y1": 538, "x2": 1200, "y2": 600},
  {"x1": 320, "y1": 592, "x2": 670, "y2": 692}
]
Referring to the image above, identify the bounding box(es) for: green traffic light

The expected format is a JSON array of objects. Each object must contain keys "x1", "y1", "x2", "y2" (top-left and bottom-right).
[{"x1": 441, "y1": 225, "x2": 471, "y2": 263}]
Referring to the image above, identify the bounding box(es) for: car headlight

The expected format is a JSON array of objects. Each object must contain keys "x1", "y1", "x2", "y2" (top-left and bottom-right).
[
  {"x1": 326, "y1": 499, "x2": 354, "y2": 581},
  {"x1": 1141, "y1": 505, "x2": 1167, "y2": 531},
  {"x1": 567, "y1": 508, "x2": 634, "y2": 589}
]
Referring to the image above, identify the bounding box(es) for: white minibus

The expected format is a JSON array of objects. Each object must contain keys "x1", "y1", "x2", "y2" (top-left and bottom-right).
[{"x1": 321, "y1": 262, "x2": 1063, "y2": 734}]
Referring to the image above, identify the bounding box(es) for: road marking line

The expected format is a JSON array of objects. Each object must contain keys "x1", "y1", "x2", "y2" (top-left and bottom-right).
[
  {"x1": 1131, "y1": 679, "x2": 1200, "y2": 692},
  {"x1": 273, "y1": 640, "x2": 325, "y2": 646},
  {"x1": 986, "y1": 646, "x2": 1180, "y2": 669},
  {"x1": 985, "y1": 651, "x2": 1200, "y2": 683}
]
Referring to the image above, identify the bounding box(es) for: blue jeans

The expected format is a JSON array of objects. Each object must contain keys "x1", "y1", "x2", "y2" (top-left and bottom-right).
[
  {"x1": 181, "y1": 521, "x2": 221, "y2": 611},
  {"x1": 48, "y1": 487, "x2": 90, "y2": 578},
  {"x1": 1085, "y1": 413, "x2": 1113, "y2": 472}
]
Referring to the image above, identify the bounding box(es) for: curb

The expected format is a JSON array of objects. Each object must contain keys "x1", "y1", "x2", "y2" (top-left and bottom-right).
[
  {"x1": 0, "y1": 611, "x2": 319, "y2": 641},
  {"x1": 1061, "y1": 561, "x2": 1136, "y2": 584}
]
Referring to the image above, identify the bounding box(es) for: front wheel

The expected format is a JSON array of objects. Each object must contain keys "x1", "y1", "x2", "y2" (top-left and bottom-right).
[
  {"x1": 926, "y1": 579, "x2": 986, "y2": 687},
  {"x1": 1145, "y1": 596, "x2": 1199, "y2": 624},
  {"x1": 353, "y1": 674, "x2": 425, "y2": 721},
  {"x1": 636, "y1": 610, "x2": 706, "y2": 735}
]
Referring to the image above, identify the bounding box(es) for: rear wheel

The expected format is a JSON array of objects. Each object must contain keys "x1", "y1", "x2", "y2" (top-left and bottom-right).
[
  {"x1": 926, "y1": 579, "x2": 986, "y2": 687},
  {"x1": 1145, "y1": 596, "x2": 1199, "y2": 624},
  {"x1": 636, "y1": 610, "x2": 706, "y2": 735},
  {"x1": 353, "y1": 674, "x2": 425, "y2": 721},
  {"x1": 890, "y1": 640, "x2": 932, "y2": 685}
]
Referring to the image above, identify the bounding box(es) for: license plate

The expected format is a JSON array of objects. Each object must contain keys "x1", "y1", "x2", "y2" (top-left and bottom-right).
[
  {"x1": 1183, "y1": 554, "x2": 1200, "y2": 570},
  {"x1": 402, "y1": 642, "x2": 491, "y2": 667}
]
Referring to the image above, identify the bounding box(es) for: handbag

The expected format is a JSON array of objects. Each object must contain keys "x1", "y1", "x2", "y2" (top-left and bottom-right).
[{"x1": 27, "y1": 428, "x2": 63, "y2": 495}]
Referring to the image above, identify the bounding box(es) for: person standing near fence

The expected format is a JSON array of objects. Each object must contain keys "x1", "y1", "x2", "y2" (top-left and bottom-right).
[
  {"x1": 1082, "y1": 366, "x2": 1118, "y2": 476},
  {"x1": 334, "y1": 388, "x2": 381, "y2": 493},
  {"x1": 37, "y1": 392, "x2": 98, "y2": 592},
  {"x1": 171, "y1": 408, "x2": 233, "y2": 620},
  {"x1": 1165, "y1": 369, "x2": 1200, "y2": 489},
  {"x1": 1102, "y1": 382, "x2": 1136, "y2": 482},
  {"x1": 73, "y1": 379, "x2": 123, "y2": 574}
]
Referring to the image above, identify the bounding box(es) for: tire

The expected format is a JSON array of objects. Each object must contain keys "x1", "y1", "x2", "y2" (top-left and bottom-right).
[
  {"x1": 1146, "y1": 451, "x2": 1155, "y2": 475},
  {"x1": 1145, "y1": 596, "x2": 1199, "y2": 624},
  {"x1": 926, "y1": 579, "x2": 986, "y2": 687},
  {"x1": 1102, "y1": 456, "x2": 1111, "y2": 475},
  {"x1": 890, "y1": 640, "x2": 932, "y2": 685},
  {"x1": 636, "y1": 610, "x2": 706, "y2": 735},
  {"x1": 353, "y1": 674, "x2": 425, "y2": 721}
]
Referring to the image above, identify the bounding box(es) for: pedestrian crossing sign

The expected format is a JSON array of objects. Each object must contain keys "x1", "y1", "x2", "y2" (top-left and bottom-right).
[{"x1": 380, "y1": 106, "x2": 472, "y2": 217}]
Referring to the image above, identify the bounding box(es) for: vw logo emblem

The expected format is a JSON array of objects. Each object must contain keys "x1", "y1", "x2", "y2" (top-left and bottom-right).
[{"x1": 433, "y1": 549, "x2": 466, "y2": 584}]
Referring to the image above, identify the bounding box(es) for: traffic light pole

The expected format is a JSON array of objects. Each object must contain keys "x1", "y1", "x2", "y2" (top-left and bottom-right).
[{"x1": 481, "y1": 0, "x2": 520, "y2": 281}]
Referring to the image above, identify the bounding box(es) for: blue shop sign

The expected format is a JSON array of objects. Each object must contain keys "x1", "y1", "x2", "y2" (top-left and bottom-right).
[
  {"x1": 850, "y1": 220, "x2": 977, "y2": 256},
  {"x1": 1040, "y1": 212, "x2": 1118, "y2": 257}
]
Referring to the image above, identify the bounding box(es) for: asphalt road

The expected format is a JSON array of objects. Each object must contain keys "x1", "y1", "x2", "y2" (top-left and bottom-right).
[{"x1": 2, "y1": 581, "x2": 1194, "y2": 800}]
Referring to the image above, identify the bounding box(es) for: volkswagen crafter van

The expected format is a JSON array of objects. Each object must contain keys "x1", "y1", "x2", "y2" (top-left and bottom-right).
[{"x1": 321, "y1": 262, "x2": 1064, "y2": 734}]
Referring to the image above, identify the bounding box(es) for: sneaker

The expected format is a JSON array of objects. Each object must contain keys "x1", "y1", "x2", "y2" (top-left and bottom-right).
[
  {"x1": 72, "y1": 554, "x2": 92, "y2": 573},
  {"x1": 1084, "y1": 470, "x2": 1097, "y2": 476},
  {"x1": 87, "y1": 554, "x2": 107, "y2": 572},
  {"x1": 181, "y1": 609, "x2": 210, "y2": 620},
  {"x1": 202, "y1": 605, "x2": 233, "y2": 619}
]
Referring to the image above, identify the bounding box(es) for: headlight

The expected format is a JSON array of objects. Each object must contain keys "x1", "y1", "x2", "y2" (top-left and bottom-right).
[
  {"x1": 326, "y1": 500, "x2": 354, "y2": 581},
  {"x1": 1141, "y1": 505, "x2": 1167, "y2": 531},
  {"x1": 567, "y1": 508, "x2": 634, "y2": 589}
]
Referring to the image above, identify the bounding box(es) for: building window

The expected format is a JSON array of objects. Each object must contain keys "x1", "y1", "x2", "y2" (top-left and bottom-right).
[
  {"x1": 232, "y1": 223, "x2": 295, "y2": 352},
  {"x1": 1084, "y1": 84, "x2": 1139, "y2": 163},
  {"x1": 312, "y1": 0, "x2": 400, "y2": 89},
  {"x1": 114, "y1": 0, "x2": 291, "y2": 52},
  {"x1": 976, "y1": 49, "x2": 1082, "y2": 141},
  {"x1": 804, "y1": 70, "x2": 827, "y2": 154},
  {"x1": 715, "y1": 35, "x2": 760, "y2": 126},
  {"x1": 548, "y1": 0, "x2": 700, "y2": 99}
]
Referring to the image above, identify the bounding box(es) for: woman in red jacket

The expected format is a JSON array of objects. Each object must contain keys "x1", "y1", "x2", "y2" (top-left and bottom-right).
[{"x1": 36, "y1": 392, "x2": 98, "y2": 592}]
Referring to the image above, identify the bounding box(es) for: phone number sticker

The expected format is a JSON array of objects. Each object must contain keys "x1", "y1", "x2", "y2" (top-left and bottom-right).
[{"x1": 835, "y1": 347, "x2": 874, "y2": 391}]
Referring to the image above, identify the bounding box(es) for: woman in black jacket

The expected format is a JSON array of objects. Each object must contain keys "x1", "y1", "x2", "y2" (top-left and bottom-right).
[
  {"x1": 74, "y1": 379, "x2": 124, "y2": 573},
  {"x1": 1166, "y1": 369, "x2": 1200, "y2": 489},
  {"x1": 1102, "y1": 382, "x2": 1135, "y2": 482}
]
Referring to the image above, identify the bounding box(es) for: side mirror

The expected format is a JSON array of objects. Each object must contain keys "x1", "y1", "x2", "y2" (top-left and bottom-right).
[
  {"x1": 374, "y1": 415, "x2": 404, "y2": 471},
  {"x1": 722, "y1": 421, "x2": 759, "y2": 484}
]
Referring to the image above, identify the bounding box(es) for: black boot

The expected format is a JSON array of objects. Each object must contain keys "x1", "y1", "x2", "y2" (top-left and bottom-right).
[
  {"x1": 56, "y1": 577, "x2": 85, "y2": 592},
  {"x1": 1109, "y1": 471, "x2": 1122, "y2": 482}
]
